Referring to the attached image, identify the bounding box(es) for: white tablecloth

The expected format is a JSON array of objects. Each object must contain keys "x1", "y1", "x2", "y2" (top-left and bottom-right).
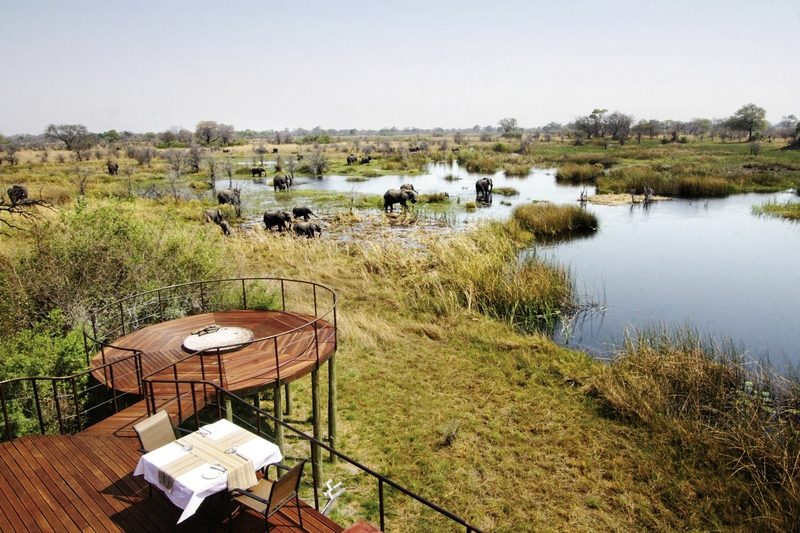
[{"x1": 133, "y1": 419, "x2": 283, "y2": 523}]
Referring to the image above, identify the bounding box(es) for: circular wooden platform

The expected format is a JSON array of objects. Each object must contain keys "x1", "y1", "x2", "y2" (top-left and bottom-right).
[{"x1": 90, "y1": 310, "x2": 336, "y2": 396}]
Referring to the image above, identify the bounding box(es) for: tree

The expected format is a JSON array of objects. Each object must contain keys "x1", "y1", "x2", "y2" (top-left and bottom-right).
[
  {"x1": 187, "y1": 144, "x2": 205, "y2": 173},
  {"x1": 589, "y1": 109, "x2": 608, "y2": 138},
  {"x1": 44, "y1": 124, "x2": 91, "y2": 151},
  {"x1": 498, "y1": 118, "x2": 521, "y2": 138},
  {"x1": 727, "y1": 104, "x2": 768, "y2": 141},
  {"x1": 218, "y1": 124, "x2": 235, "y2": 146},
  {"x1": 605, "y1": 112, "x2": 634, "y2": 144},
  {"x1": 195, "y1": 121, "x2": 220, "y2": 146},
  {"x1": 307, "y1": 151, "x2": 328, "y2": 177}
]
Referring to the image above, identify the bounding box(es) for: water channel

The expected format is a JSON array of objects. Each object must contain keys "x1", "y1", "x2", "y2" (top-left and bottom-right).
[{"x1": 234, "y1": 162, "x2": 800, "y2": 367}]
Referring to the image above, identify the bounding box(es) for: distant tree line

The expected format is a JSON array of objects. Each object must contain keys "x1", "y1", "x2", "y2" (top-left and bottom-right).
[{"x1": 0, "y1": 105, "x2": 797, "y2": 163}]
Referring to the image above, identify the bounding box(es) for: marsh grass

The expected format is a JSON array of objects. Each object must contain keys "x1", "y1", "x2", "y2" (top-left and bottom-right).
[
  {"x1": 492, "y1": 186, "x2": 518, "y2": 196},
  {"x1": 512, "y1": 203, "x2": 598, "y2": 239},
  {"x1": 753, "y1": 201, "x2": 800, "y2": 220},
  {"x1": 588, "y1": 330, "x2": 800, "y2": 531},
  {"x1": 502, "y1": 162, "x2": 530, "y2": 177},
  {"x1": 555, "y1": 163, "x2": 604, "y2": 183}
]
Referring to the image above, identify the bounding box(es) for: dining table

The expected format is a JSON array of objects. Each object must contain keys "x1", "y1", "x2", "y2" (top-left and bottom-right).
[{"x1": 133, "y1": 418, "x2": 283, "y2": 523}]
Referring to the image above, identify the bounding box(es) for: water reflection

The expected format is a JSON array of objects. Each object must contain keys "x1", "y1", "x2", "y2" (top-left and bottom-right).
[{"x1": 236, "y1": 162, "x2": 800, "y2": 366}]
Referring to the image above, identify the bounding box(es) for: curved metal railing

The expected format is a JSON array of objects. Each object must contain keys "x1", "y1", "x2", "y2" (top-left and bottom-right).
[{"x1": 1, "y1": 277, "x2": 338, "y2": 442}]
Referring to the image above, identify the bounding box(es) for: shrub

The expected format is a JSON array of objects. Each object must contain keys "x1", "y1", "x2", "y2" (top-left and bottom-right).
[
  {"x1": 0, "y1": 201, "x2": 225, "y2": 328},
  {"x1": 420, "y1": 192, "x2": 450, "y2": 203}
]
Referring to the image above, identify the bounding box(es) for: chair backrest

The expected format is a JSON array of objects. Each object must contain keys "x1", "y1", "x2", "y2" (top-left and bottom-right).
[
  {"x1": 267, "y1": 460, "x2": 306, "y2": 516},
  {"x1": 133, "y1": 410, "x2": 176, "y2": 453}
]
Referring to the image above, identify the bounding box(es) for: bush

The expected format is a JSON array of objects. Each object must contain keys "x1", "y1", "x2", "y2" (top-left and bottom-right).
[
  {"x1": 0, "y1": 201, "x2": 225, "y2": 328},
  {"x1": 493, "y1": 187, "x2": 519, "y2": 196},
  {"x1": 502, "y1": 163, "x2": 530, "y2": 177}
]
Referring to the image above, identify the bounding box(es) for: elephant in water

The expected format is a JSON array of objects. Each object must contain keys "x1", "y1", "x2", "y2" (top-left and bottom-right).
[
  {"x1": 292, "y1": 206, "x2": 317, "y2": 220},
  {"x1": 383, "y1": 189, "x2": 417, "y2": 212},
  {"x1": 251, "y1": 167, "x2": 265, "y2": 177},
  {"x1": 293, "y1": 221, "x2": 322, "y2": 238},
  {"x1": 263, "y1": 210, "x2": 292, "y2": 231},
  {"x1": 217, "y1": 188, "x2": 241, "y2": 205},
  {"x1": 273, "y1": 175, "x2": 291, "y2": 191},
  {"x1": 475, "y1": 178, "x2": 493, "y2": 202},
  {"x1": 6, "y1": 185, "x2": 28, "y2": 206}
]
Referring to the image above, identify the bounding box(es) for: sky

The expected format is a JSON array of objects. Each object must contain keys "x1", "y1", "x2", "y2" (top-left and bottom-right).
[{"x1": 0, "y1": 0, "x2": 798, "y2": 134}]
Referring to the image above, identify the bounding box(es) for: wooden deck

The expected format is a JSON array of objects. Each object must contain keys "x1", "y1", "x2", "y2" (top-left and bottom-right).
[
  {"x1": 0, "y1": 434, "x2": 344, "y2": 532},
  {"x1": 91, "y1": 310, "x2": 336, "y2": 397}
]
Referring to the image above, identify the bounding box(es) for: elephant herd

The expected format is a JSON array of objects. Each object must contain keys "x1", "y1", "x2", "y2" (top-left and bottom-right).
[
  {"x1": 263, "y1": 207, "x2": 321, "y2": 237},
  {"x1": 346, "y1": 154, "x2": 372, "y2": 165}
]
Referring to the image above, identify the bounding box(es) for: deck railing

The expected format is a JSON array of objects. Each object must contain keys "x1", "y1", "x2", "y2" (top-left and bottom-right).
[
  {"x1": 143, "y1": 378, "x2": 485, "y2": 533},
  {"x1": 0, "y1": 277, "x2": 337, "y2": 442}
]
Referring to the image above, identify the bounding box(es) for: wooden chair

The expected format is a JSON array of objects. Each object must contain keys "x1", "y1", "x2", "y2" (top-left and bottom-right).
[
  {"x1": 229, "y1": 460, "x2": 306, "y2": 531},
  {"x1": 132, "y1": 410, "x2": 178, "y2": 453}
]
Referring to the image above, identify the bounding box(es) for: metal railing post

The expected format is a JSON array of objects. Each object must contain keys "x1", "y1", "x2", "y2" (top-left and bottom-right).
[
  {"x1": 280, "y1": 279, "x2": 286, "y2": 311},
  {"x1": 52, "y1": 381, "x2": 64, "y2": 435},
  {"x1": 200, "y1": 282, "x2": 206, "y2": 312},
  {"x1": 72, "y1": 378, "x2": 81, "y2": 430},
  {"x1": 118, "y1": 302, "x2": 126, "y2": 336},
  {"x1": 273, "y1": 337, "x2": 281, "y2": 383},
  {"x1": 0, "y1": 383, "x2": 11, "y2": 440},
  {"x1": 241, "y1": 279, "x2": 247, "y2": 309},
  {"x1": 32, "y1": 380, "x2": 45, "y2": 435},
  {"x1": 173, "y1": 365, "x2": 182, "y2": 421},
  {"x1": 158, "y1": 289, "x2": 164, "y2": 321},
  {"x1": 379, "y1": 479, "x2": 385, "y2": 531},
  {"x1": 109, "y1": 364, "x2": 119, "y2": 413}
]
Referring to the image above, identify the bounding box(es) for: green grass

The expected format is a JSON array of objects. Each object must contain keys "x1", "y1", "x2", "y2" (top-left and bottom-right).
[
  {"x1": 493, "y1": 186, "x2": 519, "y2": 196},
  {"x1": 753, "y1": 201, "x2": 800, "y2": 220}
]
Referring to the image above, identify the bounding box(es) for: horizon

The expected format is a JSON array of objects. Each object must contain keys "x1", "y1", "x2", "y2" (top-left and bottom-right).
[{"x1": 1, "y1": 0, "x2": 798, "y2": 135}]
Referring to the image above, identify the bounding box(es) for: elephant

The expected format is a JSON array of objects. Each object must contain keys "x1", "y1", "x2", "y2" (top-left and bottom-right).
[
  {"x1": 251, "y1": 167, "x2": 265, "y2": 177},
  {"x1": 107, "y1": 162, "x2": 119, "y2": 175},
  {"x1": 409, "y1": 146, "x2": 420, "y2": 153},
  {"x1": 219, "y1": 220, "x2": 232, "y2": 236},
  {"x1": 263, "y1": 210, "x2": 292, "y2": 232},
  {"x1": 360, "y1": 156, "x2": 372, "y2": 164},
  {"x1": 292, "y1": 206, "x2": 317, "y2": 221},
  {"x1": 7, "y1": 185, "x2": 28, "y2": 206},
  {"x1": 346, "y1": 154, "x2": 358, "y2": 165},
  {"x1": 293, "y1": 221, "x2": 322, "y2": 238},
  {"x1": 273, "y1": 175, "x2": 291, "y2": 191},
  {"x1": 217, "y1": 188, "x2": 241, "y2": 205},
  {"x1": 383, "y1": 189, "x2": 418, "y2": 212},
  {"x1": 272, "y1": 148, "x2": 279, "y2": 154},
  {"x1": 203, "y1": 208, "x2": 224, "y2": 225},
  {"x1": 399, "y1": 183, "x2": 416, "y2": 193},
  {"x1": 475, "y1": 178, "x2": 493, "y2": 202}
]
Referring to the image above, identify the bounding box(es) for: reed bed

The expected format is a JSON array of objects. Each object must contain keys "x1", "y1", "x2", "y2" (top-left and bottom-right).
[
  {"x1": 512, "y1": 202, "x2": 598, "y2": 239},
  {"x1": 555, "y1": 163, "x2": 604, "y2": 183},
  {"x1": 587, "y1": 330, "x2": 800, "y2": 532}
]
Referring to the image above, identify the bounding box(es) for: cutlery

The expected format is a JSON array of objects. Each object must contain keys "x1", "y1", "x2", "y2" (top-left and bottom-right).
[{"x1": 209, "y1": 464, "x2": 227, "y2": 472}]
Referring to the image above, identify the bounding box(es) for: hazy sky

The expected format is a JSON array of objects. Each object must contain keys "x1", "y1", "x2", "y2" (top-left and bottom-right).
[{"x1": 1, "y1": 0, "x2": 798, "y2": 134}]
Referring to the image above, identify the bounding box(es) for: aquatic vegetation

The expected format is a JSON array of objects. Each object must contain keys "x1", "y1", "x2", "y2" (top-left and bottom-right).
[{"x1": 512, "y1": 202, "x2": 598, "y2": 239}]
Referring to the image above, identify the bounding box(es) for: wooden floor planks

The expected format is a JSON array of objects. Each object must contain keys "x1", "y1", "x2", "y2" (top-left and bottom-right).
[
  {"x1": 0, "y1": 434, "x2": 344, "y2": 533},
  {"x1": 90, "y1": 310, "x2": 336, "y2": 398}
]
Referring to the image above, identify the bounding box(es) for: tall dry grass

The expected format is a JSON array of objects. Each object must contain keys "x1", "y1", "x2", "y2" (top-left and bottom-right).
[
  {"x1": 512, "y1": 203, "x2": 598, "y2": 239},
  {"x1": 588, "y1": 330, "x2": 800, "y2": 531}
]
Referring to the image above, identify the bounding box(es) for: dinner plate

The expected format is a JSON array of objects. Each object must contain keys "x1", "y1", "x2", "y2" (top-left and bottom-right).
[{"x1": 200, "y1": 466, "x2": 225, "y2": 479}]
